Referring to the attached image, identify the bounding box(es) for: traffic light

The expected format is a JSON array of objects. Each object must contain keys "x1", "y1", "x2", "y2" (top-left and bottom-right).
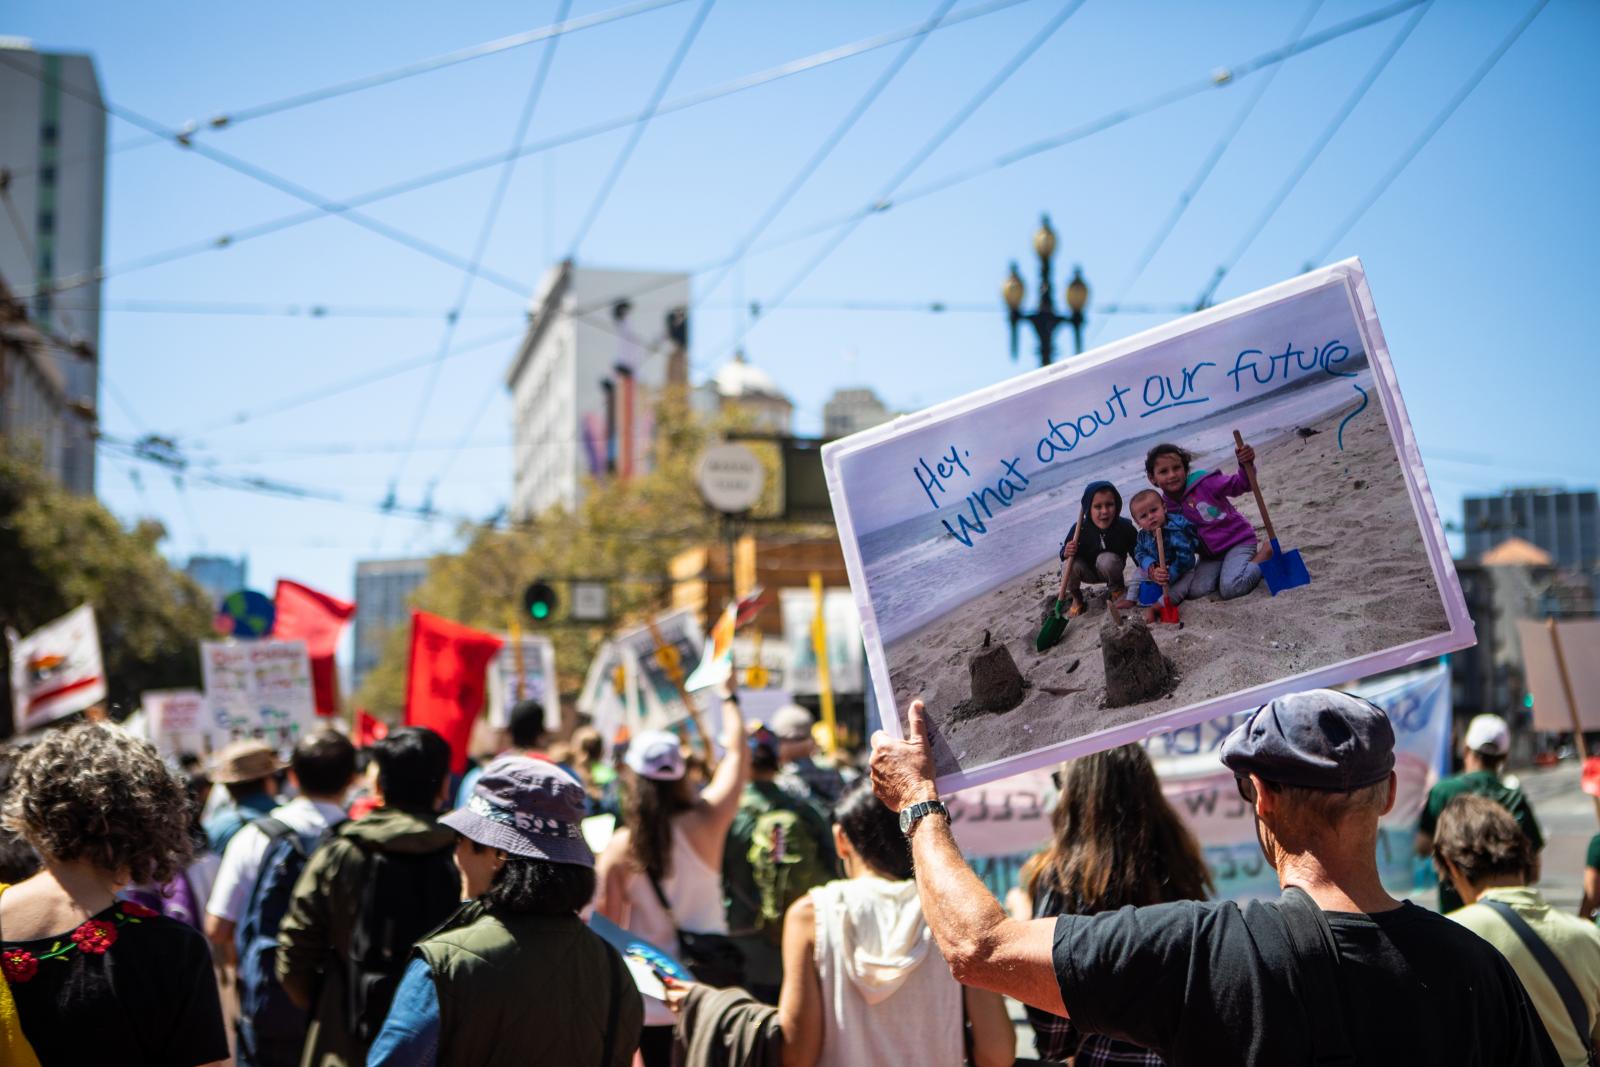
[{"x1": 522, "y1": 581, "x2": 557, "y2": 621}]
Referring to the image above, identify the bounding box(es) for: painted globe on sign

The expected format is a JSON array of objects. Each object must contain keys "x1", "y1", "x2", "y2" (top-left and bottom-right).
[{"x1": 218, "y1": 589, "x2": 276, "y2": 638}]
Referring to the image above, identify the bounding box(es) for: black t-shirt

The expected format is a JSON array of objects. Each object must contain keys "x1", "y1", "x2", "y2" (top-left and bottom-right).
[
  {"x1": 2, "y1": 898, "x2": 228, "y2": 1066},
  {"x1": 1053, "y1": 898, "x2": 1561, "y2": 1066}
]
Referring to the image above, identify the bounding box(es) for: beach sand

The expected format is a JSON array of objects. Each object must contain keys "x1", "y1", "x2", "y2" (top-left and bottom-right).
[{"x1": 885, "y1": 400, "x2": 1451, "y2": 780}]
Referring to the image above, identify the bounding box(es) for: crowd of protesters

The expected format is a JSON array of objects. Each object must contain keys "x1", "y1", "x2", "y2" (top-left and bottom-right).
[{"x1": 0, "y1": 688, "x2": 1596, "y2": 1066}]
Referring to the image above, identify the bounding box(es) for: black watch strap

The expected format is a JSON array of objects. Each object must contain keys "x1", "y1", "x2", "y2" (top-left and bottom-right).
[{"x1": 901, "y1": 799, "x2": 949, "y2": 836}]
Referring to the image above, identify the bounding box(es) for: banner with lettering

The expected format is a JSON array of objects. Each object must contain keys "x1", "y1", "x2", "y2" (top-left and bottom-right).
[
  {"x1": 7, "y1": 605, "x2": 106, "y2": 733},
  {"x1": 201, "y1": 638, "x2": 319, "y2": 752},
  {"x1": 486, "y1": 635, "x2": 559, "y2": 732},
  {"x1": 824, "y1": 260, "x2": 1471, "y2": 793},
  {"x1": 141, "y1": 688, "x2": 225, "y2": 758}
]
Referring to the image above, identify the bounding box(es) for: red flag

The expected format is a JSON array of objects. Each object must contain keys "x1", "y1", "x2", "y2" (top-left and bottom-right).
[
  {"x1": 274, "y1": 579, "x2": 357, "y2": 717},
  {"x1": 353, "y1": 709, "x2": 389, "y2": 748},
  {"x1": 404, "y1": 610, "x2": 502, "y2": 774},
  {"x1": 1583, "y1": 756, "x2": 1600, "y2": 799}
]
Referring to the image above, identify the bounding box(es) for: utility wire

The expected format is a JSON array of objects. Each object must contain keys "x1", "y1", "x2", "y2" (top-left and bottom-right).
[
  {"x1": 52, "y1": 298, "x2": 526, "y2": 319},
  {"x1": 565, "y1": 0, "x2": 718, "y2": 257},
  {"x1": 0, "y1": 52, "x2": 532, "y2": 299},
  {"x1": 29, "y1": 0, "x2": 1032, "y2": 298},
  {"x1": 202, "y1": 0, "x2": 686, "y2": 132},
  {"x1": 1089, "y1": 0, "x2": 1325, "y2": 346},
  {"x1": 389, "y1": 0, "x2": 576, "y2": 517},
  {"x1": 1195, "y1": 0, "x2": 1432, "y2": 309},
  {"x1": 1306, "y1": 0, "x2": 1548, "y2": 267},
  {"x1": 692, "y1": 0, "x2": 958, "y2": 311}
]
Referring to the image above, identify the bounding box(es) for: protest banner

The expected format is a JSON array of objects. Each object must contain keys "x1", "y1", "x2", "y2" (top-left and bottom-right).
[
  {"x1": 779, "y1": 587, "x2": 865, "y2": 696},
  {"x1": 201, "y1": 638, "x2": 319, "y2": 751},
  {"x1": 577, "y1": 641, "x2": 636, "y2": 751},
  {"x1": 1516, "y1": 617, "x2": 1600, "y2": 732},
  {"x1": 486, "y1": 634, "x2": 559, "y2": 732},
  {"x1": 824, "y1": 260, "x2": 1471, "y2": 792},
  {"x1": 273, "y1": 579, "x2": 356, "y2": 717},
  {"x1": 6, "y1": 605, "x2": 107, "y2": 733},
  {"x1": 955, "y1": 664, "x2": 1451, "y2": 904},
  {"x1": 404, "y1": 611, "x2": 503, "y2": 774},
  {"x1": 611, "y1": 609, "x2": 706, "y2": 732},
  {"x1": 141, "y1": 688, "x2": 225, "y2": 757}
]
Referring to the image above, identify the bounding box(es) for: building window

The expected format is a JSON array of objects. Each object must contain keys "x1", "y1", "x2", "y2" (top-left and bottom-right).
[
  {"x1": 40, "y1": 123, "x2": 58, "y2": 145},
  {"x1": 38, "y1": 212, "x2": 54, "y2": 235},
  {"x1": 39, "y1": 165, "x2": 56, "y2": 185}
]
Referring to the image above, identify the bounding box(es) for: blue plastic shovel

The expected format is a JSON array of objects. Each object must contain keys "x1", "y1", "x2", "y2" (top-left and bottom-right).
[{"x1": 1233, "y1": 430, "x2": 1311, "y2": 595}]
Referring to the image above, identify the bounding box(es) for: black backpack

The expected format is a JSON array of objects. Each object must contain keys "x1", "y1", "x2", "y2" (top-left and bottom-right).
[{"x1": 342, "y1": 842, "x2": 460, "y2": 1044}]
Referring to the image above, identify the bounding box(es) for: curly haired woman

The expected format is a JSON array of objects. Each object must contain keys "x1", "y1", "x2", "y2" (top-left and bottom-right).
[{"x1": 0, "y1": 722, "x2": 227, "y2": 1066}]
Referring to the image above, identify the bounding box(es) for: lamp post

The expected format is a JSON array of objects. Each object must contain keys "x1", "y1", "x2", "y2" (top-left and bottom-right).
[{"x1": 1003, "y1": 214, "x2": 1089, "y2": 366}]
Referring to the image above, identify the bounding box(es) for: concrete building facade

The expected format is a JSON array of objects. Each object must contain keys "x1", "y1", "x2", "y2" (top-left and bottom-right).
[
  {"x1": 506, "y1": 262, "x2": 689, "y2": 520},
  {"x1": 822, "y1": 386, "x2": 891, "y2": 438},
  {"x1": 0, "y1": 40, "x2": 106, "y2": 494},
  {"x1": 1464, "y1": 488, "x2": 1598, "y2": 570},
  {"x1": 352, "y1": 558, "x2": 430, "y2": 692},
  {"x1": 183, "y1": 554, "x2": 247, "y2": 608}
]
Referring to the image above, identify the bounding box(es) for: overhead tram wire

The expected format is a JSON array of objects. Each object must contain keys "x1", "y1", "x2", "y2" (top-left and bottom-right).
[
  {"x1": 1193, "y1": 0, "x2": 1433, "y2": 309},
  {"x1": 40, "y1": 0, "x2": 1034, "y2": 298},
  {"x1": 728, "y1": 0, "x2": 1086, "y2": 357},
  {"x1": 1305, "y1": 0, "x2": 1548, "y2": 268},
  {"x1": 387, "y1": 0, "x2": 577, "y2": 523},
  {"x1": 565, "y1": 0, "x2": 718, "y2": 257},
  {"x1": 198, "y1": 0, "x2": 687, "y2": 133},
  {"x1": 1088, "y1": 0, "x2": 1325, "y2": 347},
  {"x1": 0, "y1": 53, "x2": 532, "y2": 300},
  {"x1": 51, "y1": 298, "x2": 527, "y2": 319},
  {"x1": 690, "y1": 0, "x2": 959, "y2": 313}
]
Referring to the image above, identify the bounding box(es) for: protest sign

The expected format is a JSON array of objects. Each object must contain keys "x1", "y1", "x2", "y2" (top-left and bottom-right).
[
  {"x1": 486, "y1": 634, "x2": 559, "y2": 732},
  {"x1": 141, "y1": 688, "x2": 225, "y2": 757},
  {"x1": 1515, "y1": 618, "x2": 1600, "y2": 732},
  {"x1": 7, "y1": 605, "x2": 107, "y2": 733},
  {"x1": 201, "y1": 638, "x2": 319, "y2": 751},
  {"x1": 577, "y1": 641, "x2": 636, "y2": 751},
  {"x1": 612, "y1": 609, "x2": 706, "y2": 731},
  {"x1": 824, "y1": 260, "x2": 1470, "y2": 792},
  {"x1": 779, "y1": 588, "x2": 865, "y2": 696}
]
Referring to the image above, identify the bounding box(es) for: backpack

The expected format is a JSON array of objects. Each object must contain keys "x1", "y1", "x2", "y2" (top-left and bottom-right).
[
  {"x1": 235, "y1": 817, "x2": 330, "y2": 1067},
  {"x1": 746, "y1": 804, "x2": 832, "y2": 943},
  {"x1": 343, "y1": 842, "x2": 460, "y2": 1044}
]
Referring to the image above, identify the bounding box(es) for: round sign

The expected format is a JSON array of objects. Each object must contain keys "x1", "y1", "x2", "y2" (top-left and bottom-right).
[
  {"x1": 696, "y1": 443, "x2": 765, "y2": 514},
  {"x1": 218, "y1": 589, "x2": 276, "y2": 639}
]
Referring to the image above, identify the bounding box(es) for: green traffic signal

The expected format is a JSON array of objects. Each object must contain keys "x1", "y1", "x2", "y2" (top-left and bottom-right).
[{"x1": 523, "y1": 581, "x2": 557, "y2": 622}]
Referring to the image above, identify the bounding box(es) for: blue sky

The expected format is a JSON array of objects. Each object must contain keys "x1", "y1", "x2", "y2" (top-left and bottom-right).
[{"x1": 6, "y1": 0, "x2": 1596, "y2": 612}]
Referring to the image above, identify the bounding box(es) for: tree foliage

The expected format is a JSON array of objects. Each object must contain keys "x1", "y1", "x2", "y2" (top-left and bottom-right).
[
  {"x1": 355, "y1": 387, "x2": 804, "y2": 717},
  {"x1": 0, "y1": 443, "x2": 214, "y2": 734}
]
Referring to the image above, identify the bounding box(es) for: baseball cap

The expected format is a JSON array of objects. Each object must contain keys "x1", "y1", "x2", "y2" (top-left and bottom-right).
[
  {"x1": 440, "y1": 755, "x2": 593, "y2": 868},
  {"x1": 209, "y1": 740, "x2": 286, "y2": 785},
  {"x1": 624, "y1": 730, "x2": 686, "y2": 782},
  {"x1": 1464, "y1": 714, "x2": 1510, "y2": 757},
  {"x1": 1220, "y1": 689, "x2": 1395, "y2": 791},
  {"x1": 771, "y1": 704, "x2": 815, "y2": 743}
]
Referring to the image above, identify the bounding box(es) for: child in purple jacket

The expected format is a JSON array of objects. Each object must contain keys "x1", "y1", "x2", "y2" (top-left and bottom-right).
[{"x1": 1144, "y1": 440, "x2": 1269, "y2": 600}]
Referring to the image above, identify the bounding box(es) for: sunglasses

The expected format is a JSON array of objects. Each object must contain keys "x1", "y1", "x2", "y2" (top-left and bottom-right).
[{"x1": 1234, "y1": 775, "x2": 1280, "y2": 804}]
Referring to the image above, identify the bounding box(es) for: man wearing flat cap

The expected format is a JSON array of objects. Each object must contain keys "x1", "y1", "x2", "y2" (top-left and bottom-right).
[{"x1": 869, "y1": 689, "x2": 1560, "y2": 1066}]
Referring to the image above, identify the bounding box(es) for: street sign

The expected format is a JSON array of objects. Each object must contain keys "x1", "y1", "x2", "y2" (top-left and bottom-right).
[
  {"x1": 696, "y1": 443, "x2": 764, "y2": 514},
  {"x1": 571, "y1": 581, "x2": 610, "y2": 622}
]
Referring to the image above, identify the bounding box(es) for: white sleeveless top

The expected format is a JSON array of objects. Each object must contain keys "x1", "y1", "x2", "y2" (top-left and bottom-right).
[
  {"x1": 810, "y1": 877, "x2": 964, "y2": 1067},
  {"x1": 626, "y1": 821, "x2": 729, "y2": 952}
]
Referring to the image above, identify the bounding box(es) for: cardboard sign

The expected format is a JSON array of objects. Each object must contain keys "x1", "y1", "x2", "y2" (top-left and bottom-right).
[
  {"x1": 7, "y1": 605, "x2": 107, "y2": 732},
  {"x1": 824, "y1": 260, "x2": 1471, "y2": 792},
  {"x1": 486, "y1": 635, "x2": 560, "y2": 732},
  {"x1": 201, "y1": 639, "x2": 318, "y2": 751},
  {"x1": 611, "y1": 609, "x2": 706, "y2": 731},
  {"x1": 1515, "y1": 618, "x2": 1600, "y2": 732},
  {"x1": 779, "y1": 588, "x2": 865, "y2": 695}
]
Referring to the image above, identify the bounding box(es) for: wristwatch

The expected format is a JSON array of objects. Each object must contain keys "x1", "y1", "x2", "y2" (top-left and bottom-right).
[{"x1": 899, "y1": 799, "x2": 949, "y2": 837}]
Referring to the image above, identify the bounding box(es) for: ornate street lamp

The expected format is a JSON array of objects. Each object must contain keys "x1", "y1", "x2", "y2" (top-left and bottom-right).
[{"x1": 1003, "y1": 214, "x2": 1089, "y2": 366}]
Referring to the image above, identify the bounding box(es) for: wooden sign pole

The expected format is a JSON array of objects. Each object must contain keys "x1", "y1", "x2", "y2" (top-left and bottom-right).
[{"x1": 1546, "y1": 617, "x2": 1600, "y2": 826}]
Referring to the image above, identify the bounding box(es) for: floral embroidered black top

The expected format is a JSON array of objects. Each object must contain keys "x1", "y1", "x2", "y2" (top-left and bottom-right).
[{"x1": 1, "y1": 899, "x2": 227, "y2": 1065}]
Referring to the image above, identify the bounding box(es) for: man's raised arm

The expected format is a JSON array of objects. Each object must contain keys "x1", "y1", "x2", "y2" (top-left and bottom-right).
[{"x1": 870, "y1": 700, "x2": 1065, "y2": 1017}]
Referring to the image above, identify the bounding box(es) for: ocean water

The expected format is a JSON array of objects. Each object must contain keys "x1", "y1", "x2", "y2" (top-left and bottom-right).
[{"x1": 861, "y1": 365, "x2": 1374, "y2": 644}]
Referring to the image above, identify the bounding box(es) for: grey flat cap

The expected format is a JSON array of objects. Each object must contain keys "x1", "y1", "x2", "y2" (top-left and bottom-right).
[{"x1": 1220, "y1": 689, "x2": 1395, "y2": 791}]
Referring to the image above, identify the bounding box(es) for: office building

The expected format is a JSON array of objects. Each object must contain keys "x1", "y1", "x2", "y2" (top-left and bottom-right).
[
  {"x1": 712, "y1": 352, "x2": 792, "y2": 435},
  {"x1": 352, "y1": 558, "x2": 430, "y2": 691},
  {"x1": 1463, "y1": 487, "x2": 1598, "y2": 570},
  {"x1": 184, "y1": 555, "x2": 247, "y2": 607},
  {"x1": 0, "y1": 39, "x2": 106, "y2": 494},
  {"x1": 506, "y1": 262, "x2": 689, "y2": 520}
]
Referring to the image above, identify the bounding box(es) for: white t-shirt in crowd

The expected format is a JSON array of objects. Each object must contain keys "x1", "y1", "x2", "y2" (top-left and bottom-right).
[{"x1": 206, "y1": 796, "x2": 348, "y2": 923}]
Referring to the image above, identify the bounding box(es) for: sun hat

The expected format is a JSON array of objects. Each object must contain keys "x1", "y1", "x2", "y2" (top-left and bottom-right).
[
  {"x1": 1220, "y1": 689, "x2": 1395, "y2": 791},
  {"x1": 209, "y1": 739, "x2": 286, "y2": 785},
  {"x1": 439, "y1": 755, "x2": 594, "y2": 867},
  {"x1": 1463, "y1": 714, "x2": 1510, "y2": 757},
  {"x1": 624, "y1": 730, "x2": 686, "y2": 782}
]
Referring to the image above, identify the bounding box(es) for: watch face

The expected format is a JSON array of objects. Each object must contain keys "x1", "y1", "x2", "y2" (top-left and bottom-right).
[{"x1": 899, "y1": 806, "x2": 913, "y2": 835}]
